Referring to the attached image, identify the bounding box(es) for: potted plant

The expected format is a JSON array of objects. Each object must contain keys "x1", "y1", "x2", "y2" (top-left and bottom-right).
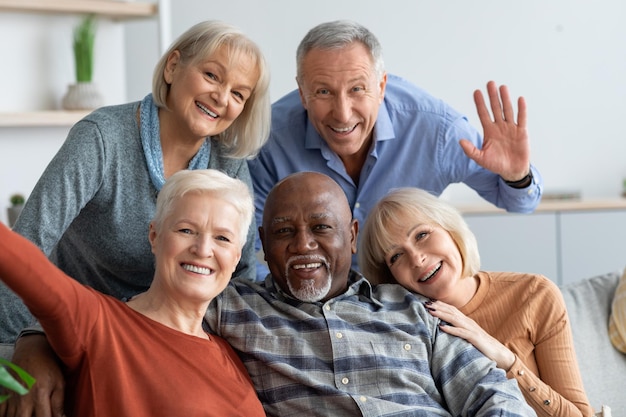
[
  {"x1": 7, "y1": 193, "x2": 25, "y2": 228},
  {"x1": 0, "y1": 358, "x2": 35, "y2": 404},
  {"x1": 61, "y1": 14, "x2": 104, "y2": 110}
]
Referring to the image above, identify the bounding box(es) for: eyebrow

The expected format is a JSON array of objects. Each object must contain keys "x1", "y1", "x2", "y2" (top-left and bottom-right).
[
  {"x1": 405, "y1": 223, "x2": 422, "y2": 238},
  {"x1": 384, "y1": 222, "x2": 423, "y2": 254},
  {"x1": 271, "y1": 216, "x2": 290, "y2": 225},
  {"x1": 270, "y1": 212, "x2": 330, "y2": 225},
  {"x1": 204, "y1": 59, "x2": 255, "y2": 92}
]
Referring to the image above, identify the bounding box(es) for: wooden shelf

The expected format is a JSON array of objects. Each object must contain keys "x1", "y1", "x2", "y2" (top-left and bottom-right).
[
  {"x1": 457, "y1": 198, "x2": 626, "y2": 215},
  {"x1": 0, "y1": 0, "x2": 157, "y2": 19},
  {"x1": 0, "y1": 111, "x2": 90, "y2": 127}
]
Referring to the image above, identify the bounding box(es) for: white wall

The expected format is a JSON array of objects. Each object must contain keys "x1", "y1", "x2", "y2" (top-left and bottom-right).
[{"x1": 2, "y1": 1, "x2": 626, "y2": 224}]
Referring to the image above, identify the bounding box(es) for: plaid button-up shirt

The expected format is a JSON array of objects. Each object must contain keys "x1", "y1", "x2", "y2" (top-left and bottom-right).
[{"x1": 206, "y1": 271, "x2": 536, "y2": 417}]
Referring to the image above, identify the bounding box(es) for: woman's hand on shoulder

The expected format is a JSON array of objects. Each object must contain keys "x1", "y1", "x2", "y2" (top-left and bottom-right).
[{"x1": 424, "y1": 300, "x2": 515, "y2": 371}]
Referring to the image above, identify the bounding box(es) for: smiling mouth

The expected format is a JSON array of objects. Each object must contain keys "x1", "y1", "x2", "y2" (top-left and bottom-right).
[
  {"x1": 182, "y1": 263, "x2": 213, "y2": 276},
  {"x1": 330, "y1": 124, "x2": 356, "y2": 134},
  {"x1": 287, "y1": 256, "x2": 329, "y2": 276},
  {"x1": 292, "y1": 262, "x2": 323, "y2": 270},
  {"x1": 419, "y1": 262, "x2": 442, "y2": 282},
  {"x1": 196, "y1": 102, "x2": 218, "y2": 118}
]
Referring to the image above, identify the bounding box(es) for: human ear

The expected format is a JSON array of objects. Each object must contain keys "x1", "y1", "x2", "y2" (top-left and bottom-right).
[{"x1": 163, "y1": 50, "x2": 181, "y2": 84}]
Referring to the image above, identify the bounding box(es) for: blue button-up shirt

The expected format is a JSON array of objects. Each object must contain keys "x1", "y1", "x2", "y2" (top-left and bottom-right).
[
  {"x1": 205, "y1": 273, "x2": 537, "y2": 417},
  {"x1": 248, "y1": 74, "x2": 543, "y2": 280}
]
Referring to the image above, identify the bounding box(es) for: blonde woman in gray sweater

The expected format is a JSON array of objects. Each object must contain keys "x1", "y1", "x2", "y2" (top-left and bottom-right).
[{"x1": 0, "y1": 20, "x2": 270, "y2": 344}]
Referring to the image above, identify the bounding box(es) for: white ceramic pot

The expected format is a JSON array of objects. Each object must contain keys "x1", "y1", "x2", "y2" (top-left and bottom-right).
[
  {"x1": 62, "y1": 82, "x2": 104, "y2": 110},
  {"x1": 7, "y1": 205, "x2": 23, "y2": 228}
]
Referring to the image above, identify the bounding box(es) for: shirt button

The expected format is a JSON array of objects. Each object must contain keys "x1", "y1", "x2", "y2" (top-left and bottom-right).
[
  {"x1": 355, "y1": 202, "x2": 361, "y2": 209},
  {"x1": 529, "y1": 387, "x2": 536, "y2": 392},
  {"x1": 518, "y1": 370, "x2": 525, "y2": 376},
  {"x1": 325, "y1": 304, "x2": 331, "y2": 311},
  {"x1": 336, "y1": 332, "x2": 343, "y2": 339},
  {"x1": 544, "y1": 400, "x2": 551, "y2": 406},
  {"x1": 403, "y1": 343, "x2": 411, "y2": 351},
  {"x1": 359, "y1": 396, "x2": 367, "y2": 402},
  {"x1": 341, "y1": 377, "x2": 349, "y2": 385}
]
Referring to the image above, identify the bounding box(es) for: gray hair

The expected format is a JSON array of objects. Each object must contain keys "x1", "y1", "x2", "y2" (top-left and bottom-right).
[
  {"x1": 152, "y1": 20, "x2": 270, "y2": 159},
  {"x1": 359, "y1": 187, "x2": 481, "y2": 285},
  {"x1": 296, "y1": 20, "x2": 385, "y2": 82},
  {"x1": 152, "y1": 169, "x2": 254, "y2": 247}
]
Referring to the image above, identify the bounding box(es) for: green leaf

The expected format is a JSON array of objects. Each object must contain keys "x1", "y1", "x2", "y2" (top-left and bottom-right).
[
  {"x1": 0, "y1": 358, "x2": 36, "y2": 399},
  {"x1": 73, "y1": 14, "x2": 97, "y2": 83}
]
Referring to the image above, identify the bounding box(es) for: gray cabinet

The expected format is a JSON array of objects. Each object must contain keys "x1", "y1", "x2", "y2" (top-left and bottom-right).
[
  {"x1": 559, "y1": 210, "x2": 626, "y2": 285},
  {"x1": 464, "y1": 213, "x2": 560, "y2": 283},
  {"x1": 461, "y1": 202, "x2": 626, "y2": 286}
]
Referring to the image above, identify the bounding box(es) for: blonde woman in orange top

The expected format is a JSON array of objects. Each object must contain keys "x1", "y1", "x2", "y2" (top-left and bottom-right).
[{"x1": 359, "y1": 187, "x2": 593, "y2": 417}]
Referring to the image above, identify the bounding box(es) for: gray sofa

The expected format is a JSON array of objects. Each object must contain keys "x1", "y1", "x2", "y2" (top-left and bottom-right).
[
  {"x1": 1, "y1": 270, "x2": 625, "y2": 414},
  {"x1": 561, "y1": 269, "x2": 626, "y2": 415}
]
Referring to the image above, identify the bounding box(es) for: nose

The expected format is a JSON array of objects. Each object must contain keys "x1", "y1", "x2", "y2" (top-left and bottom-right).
[
  {"x1": 408, "y1": 247, "x2": 426, "y2": 268},
  {"x1": 332, "y1": 92, "x2": 351, "y2": 122},
  {"x1": 210, "y1": 86, "x2": 228, "y2": 106},
  {"x1": 191, "y1": 235, "x2": 214, "y2": 258},
  {"x1": 289, "y1": 229, "x2": 318, "y2": 253}
]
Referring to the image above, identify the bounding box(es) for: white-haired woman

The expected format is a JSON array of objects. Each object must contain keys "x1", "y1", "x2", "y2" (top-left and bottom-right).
[{"x1": 0, "y1": 169, "x2": 264, "y2": 416}]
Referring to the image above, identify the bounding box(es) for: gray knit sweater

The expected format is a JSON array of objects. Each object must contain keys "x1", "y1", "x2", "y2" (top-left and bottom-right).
[{"x1": 0, "y1": 101, "x2": 256, "y2": 343}]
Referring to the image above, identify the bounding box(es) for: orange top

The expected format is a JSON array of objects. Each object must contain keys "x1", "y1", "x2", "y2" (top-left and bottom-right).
[{"x1": 462, "y1": 271, "x2": 593, "y2": 417}]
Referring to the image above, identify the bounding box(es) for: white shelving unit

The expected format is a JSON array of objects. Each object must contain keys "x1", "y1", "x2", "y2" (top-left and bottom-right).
[{"x1": 0, "y1": 0, "x2": 164, "y2": 127}]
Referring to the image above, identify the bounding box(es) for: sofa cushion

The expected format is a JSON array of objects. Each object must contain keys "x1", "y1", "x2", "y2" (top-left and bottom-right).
[{"x1": 561, "y1": 270, "x2": 626, "y2": 414}]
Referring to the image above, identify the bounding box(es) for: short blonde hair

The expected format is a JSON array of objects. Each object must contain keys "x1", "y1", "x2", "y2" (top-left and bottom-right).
[
  {"x1": 152, "y1": 169, "x2": 254, "y2": 247},
  {"x1": 359, "y1": 188, "x2": 480, "y2": 285},
  {"x1": 152, "y1": 20, "x2": 270, "y2": 159}
]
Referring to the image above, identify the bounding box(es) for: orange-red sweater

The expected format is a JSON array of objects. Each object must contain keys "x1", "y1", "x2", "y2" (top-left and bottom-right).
[{"x1": 0, "y1": 223, "x2": 265, "y2": 417}]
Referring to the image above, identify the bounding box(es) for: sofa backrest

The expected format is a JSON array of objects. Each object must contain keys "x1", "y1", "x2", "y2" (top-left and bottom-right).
[{"x1": 561, "y1": 270, "x2": 626, "y2": 414}]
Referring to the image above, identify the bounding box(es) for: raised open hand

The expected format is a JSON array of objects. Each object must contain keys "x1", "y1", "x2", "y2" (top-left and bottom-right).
[{"x1": 459, "y1": 81, "x2": 530, "y2": 182}]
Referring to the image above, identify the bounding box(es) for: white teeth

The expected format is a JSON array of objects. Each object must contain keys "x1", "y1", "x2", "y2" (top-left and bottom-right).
[
  {"x1": 292, "y1": 263, "x2": 322, "y2": 270},
  {"x1": 196, "y1": 102, "x2": 218, "y2": 118},
  {"x1": 331, "y1": 125, "x2": 355, "y2": 133},
  {"x1": 419, "y1": 263, "x2": 441, "y2": 282},
  {"x1": 183, "y1": 264, "x2": 211, "y2": 275}
]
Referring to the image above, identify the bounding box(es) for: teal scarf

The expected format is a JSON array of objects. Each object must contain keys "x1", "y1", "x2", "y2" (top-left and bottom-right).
[{"x1": 140, "y1": 94, "x2": 211, "y2": 191}]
